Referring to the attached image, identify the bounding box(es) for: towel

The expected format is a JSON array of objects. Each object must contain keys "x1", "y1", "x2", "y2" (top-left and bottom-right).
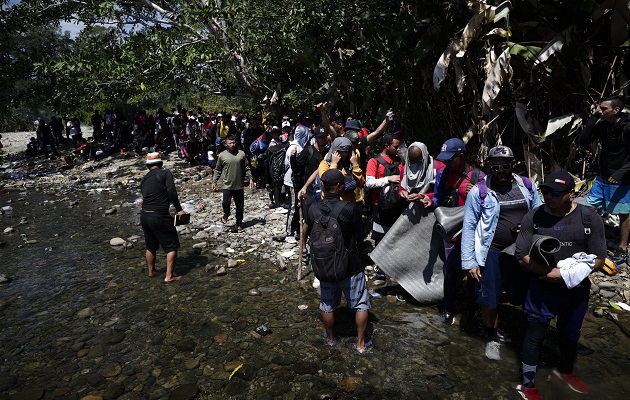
[{"x1": 557, "y1": 252, "x2": 597, "y2": 289}]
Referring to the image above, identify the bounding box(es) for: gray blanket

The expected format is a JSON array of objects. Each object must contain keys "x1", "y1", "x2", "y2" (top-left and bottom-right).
[{"x1": 370, "y1": 203, "x2": 445, "y2": 303}]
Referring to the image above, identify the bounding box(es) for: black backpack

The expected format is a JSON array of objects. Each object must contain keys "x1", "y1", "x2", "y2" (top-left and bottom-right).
[
  {"x1": 310, "y1": 200, "x2": 350, "y2": 282},
  {"x1": 266, "y1": 142, "x2": 289, "y2": 182},
  {"x1": 437, "y1": 166, "x2": 480, "y2": 207},
  {"x1": 375, "y1": 155, "x2": 405, "y2": 213}
]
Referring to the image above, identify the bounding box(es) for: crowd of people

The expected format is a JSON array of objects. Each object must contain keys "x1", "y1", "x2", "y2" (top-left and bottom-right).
[{"x1": 79, "y1": 97, "x2": 626, "y2": 400}]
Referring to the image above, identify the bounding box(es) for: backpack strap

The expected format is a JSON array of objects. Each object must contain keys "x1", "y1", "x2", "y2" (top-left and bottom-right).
[
  {"x1": 478, "y1": 178, "x2": 488, "y2": 204},
  {"x1": 532, "y1": 206, "x2": 544, "y2": 233},
  {"x1": 322, "y1": 199, "x2": 349, "y2": 221}
]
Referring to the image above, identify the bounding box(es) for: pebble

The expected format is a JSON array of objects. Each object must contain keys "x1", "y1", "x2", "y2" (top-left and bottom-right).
[
  {"x1": 104, "y1": 208, "x2": 117, "y2": 214},
  {"x1": 600, "y1": 289, "x2": 616, "y2": 298},
  {"x1": 338, "y1": 376, "x2": 363, "y2": 393},
  {"x1": 0, "y1": 274, "x2": 12, "y2": 284},
  {"x1": 76, "y1": 308, "x2": 95, "y2": 318},
  {"x1": 4, "y1": 227, "x2": 14, "y2": 234},
  {"x1": 216, "y1": 266, "x2": 227, "y2": 276},
  {"x1": 100, "y1": 362, "x2": 122, "y2": 378},
  {"x1": 109, "y1": 237, "x2": 126, "y2": 246},
  {"x1": 169, "y1": 384, "x2": 198, "y2": 400},
  {"x1": 192, "y1": 242, "x2": 207, "y2": 249},
  {"x1": 248, "y1": 288, "x2": 260, "y2": 296},
  {"x1": 227, "y1": 259, "x2": 238, "y2": 268}
]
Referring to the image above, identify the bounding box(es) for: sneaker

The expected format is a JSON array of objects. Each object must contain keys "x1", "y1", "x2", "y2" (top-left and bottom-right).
[
  {"x1": 611, "y1": 247, "x2": 628, "y2": 265},
  {"x1": 553, "y1": 369, "x2": 588, "y2": 394},
  {"x1": 515, "y1": 385, "x2": 542, "y2": 400},
  {"x1": 484, "y1": 341, "x2": 501, "y2": 360},
  {"x1": 443, "y1": 311, "x2": 455, "y2": 325}
]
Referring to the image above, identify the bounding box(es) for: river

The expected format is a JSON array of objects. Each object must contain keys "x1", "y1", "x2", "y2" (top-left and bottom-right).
[{"x1": 1, "y1": 185, "x2": 629, "y2": 400}]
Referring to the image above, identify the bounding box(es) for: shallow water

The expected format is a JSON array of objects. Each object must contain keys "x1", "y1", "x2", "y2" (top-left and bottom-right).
[{"x1": 1, "y1": 187, "x2": 629, "y2": 400}]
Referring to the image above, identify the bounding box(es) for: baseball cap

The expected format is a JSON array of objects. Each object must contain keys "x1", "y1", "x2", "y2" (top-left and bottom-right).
[
  {"x1": 344, "y1": 120, "x2": 361, "y2": 132},
  {"x1": 313, "y1": 125, "x2": 328, "y2": 138},
  {"x1": 321, "y1": 169, "x2": 351, "y2": 186},
  {"x1": 487, "y1": 145, "x2": 514, "y2": 159},
  {"x1": 540, "y1": 171, "x2": 575, "y2": 192},
  {"x1": 437, "y1": 138, "x2": 466, "y2": 161},
  {"x1": 271, "y1": 126, "x2": 281, "y2": 133},
  {"x1": 282, "y1": 120, "x2": 291, "y2": 129}
]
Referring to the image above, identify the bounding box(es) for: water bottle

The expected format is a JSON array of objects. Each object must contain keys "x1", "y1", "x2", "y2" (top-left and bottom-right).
[{"x1": 259, "y1": 213, "x2": 266, "y2": 225}]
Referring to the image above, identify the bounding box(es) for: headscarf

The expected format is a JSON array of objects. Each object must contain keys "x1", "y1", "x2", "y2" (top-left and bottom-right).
[
  {"x1": 324, "y1": 136, "x2": 353, "y2": 163},
  {"x1": 293, "y1": 125, "x2": 309, "y2": 149},
  {"x1": 401, "y1": 141, "x2": 434, "y2": 193}
]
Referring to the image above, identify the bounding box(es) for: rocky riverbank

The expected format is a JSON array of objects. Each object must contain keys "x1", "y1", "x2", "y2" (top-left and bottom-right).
[{"x1": 1, "y1": 131, "x2": 630, "y2": 399}]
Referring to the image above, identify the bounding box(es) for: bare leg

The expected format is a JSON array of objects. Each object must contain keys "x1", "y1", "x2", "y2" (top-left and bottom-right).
[
  {"x1": 146, "y1": 249, "x2": 157, "y2": 277},
  {"x1": 619, "y1": 213, "x2": 630, "y2": 249},
  {"x1": 165, "y1": 250, "x2": 181, "y2": 281},
  {"x1": 322, "y1": 312, "x2": 335, "y2": 345},
  {"x1": 355, "y1": 310, "x2": 369, "y2": 349}
]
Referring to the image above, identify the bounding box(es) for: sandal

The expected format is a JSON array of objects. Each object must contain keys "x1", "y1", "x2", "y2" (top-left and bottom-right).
[
  {"x1": 236, "y1": 226, "x2": 244, "y2": 233},
  {"x1": 220, "y1": 217, "x2": 228, "y2": 224},
  {"x1": 323, "y1": 331, "x2": 336, "y2": 347},
  {"x1": 353, "y1": 339, "x2": 373, "y2": 354}
]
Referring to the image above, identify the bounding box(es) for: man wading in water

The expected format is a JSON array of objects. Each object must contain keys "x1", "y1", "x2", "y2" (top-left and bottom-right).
[{"x1": 140, "y1": 152, "x2": 186, "y2": 282}]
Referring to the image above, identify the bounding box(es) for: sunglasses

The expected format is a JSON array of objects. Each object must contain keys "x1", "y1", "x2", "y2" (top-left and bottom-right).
[
  {"x1": 489, "y1": 163, "x2": 512, "y2": 171},
  {"x1": 541, "y1": 187, "x2": 565, "y2": 197}
]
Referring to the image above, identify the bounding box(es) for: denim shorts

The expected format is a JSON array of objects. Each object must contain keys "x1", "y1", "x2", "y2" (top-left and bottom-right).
[
  {"x1": 475, "y1": 248, "x2": 529, "y2": 308},
  {"x1": 319, "y1": 272, "x2": 371, "y2": 313}
]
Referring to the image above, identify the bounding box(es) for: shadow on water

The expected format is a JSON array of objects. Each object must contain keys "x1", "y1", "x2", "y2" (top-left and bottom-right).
[{"x1": 0, "y1": 187, "x2": 630, "y2": 399}]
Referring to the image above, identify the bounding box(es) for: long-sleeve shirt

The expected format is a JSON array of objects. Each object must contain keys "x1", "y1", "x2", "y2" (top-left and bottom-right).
[
  {"x1": 141, "y1": 168, "x2": 182, "y2": 214},
  {"x1": 318, "y1": 159, "x2": 365, "y2": 203},
  {"x1": 212, "y1": 149, "x2": 250, "y2": 190},
  {"x1": 577, "y1": 113, "x2": 630, "y2": 181}
]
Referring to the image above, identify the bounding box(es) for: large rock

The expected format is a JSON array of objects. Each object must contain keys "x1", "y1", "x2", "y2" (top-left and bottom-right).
[{"x1": 109, "y1": 237, "x2": 126, "y2": 246}]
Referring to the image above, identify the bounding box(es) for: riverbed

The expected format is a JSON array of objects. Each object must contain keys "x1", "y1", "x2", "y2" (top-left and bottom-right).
[{"x1": 0, "y1": 152, "x2": 629, "y2": 399}]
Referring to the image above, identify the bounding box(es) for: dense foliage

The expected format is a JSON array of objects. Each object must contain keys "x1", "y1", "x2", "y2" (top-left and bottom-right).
[{"x1": 2, "y1": 0, "x2": 629, "y2": 178}]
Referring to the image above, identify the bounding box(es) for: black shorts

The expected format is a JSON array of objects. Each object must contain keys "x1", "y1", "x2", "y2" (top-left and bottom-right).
[{"x1": 141, "y1": 212, "x2": 180, "y2": 253}]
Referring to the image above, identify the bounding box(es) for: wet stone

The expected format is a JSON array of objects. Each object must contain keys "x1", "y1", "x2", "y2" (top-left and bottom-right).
[
  {"x1": 100, "y1": 362, "x2": 122, "y2": 378},
  {"x1": 77, "y1": 308, "x2": 95, "y2": 318},
  {"x1": 88, "y1": 344, "x2": 108, "y2": 358},
  {"x1": 338, "y1": 376, "x2": 363, "y2": 393},
  {"x1": 216, "y1": 267, "x2": 227, "y2": 276},
  {"x1": 0, "y1": 375, "x2": 17, "y2": 391},
  {"x1": 185, "y1": 358, "x2": 199, "y2": 370},
  {"x1": 103, "y1": 383, "x2": 125, "y2": 399},
  {"x1": 227, "y1": 259, "x2": 238, "y2": 268},
  {"x1": 0, "y1": 274, "x2": 12, "y2": 284},
  {"x1": 248, "y1": 288, "x2": 260, "y2": 296},
  {"x1": 168, "y1": 383, "x2": 198, "y2": 400}
]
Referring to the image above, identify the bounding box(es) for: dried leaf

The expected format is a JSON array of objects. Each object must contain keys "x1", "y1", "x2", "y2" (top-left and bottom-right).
[
  {"x1": 592, "y1": 0, "x2": 630, "y2": 21},
  {"x1": 482, "y1": 48, "x2": 512, "y2": 114},
  {"x1": 533, "y1": 26, "x2": 575, "y2": 70},
  {"x1": 454, "y1": 59, "x2": 465, "y2": 94},
  {"x1": 542, "y1": 114, "x2": 582, "y2": 143},
  {"x1": 433, "y1": 5, "x2": 496, "y2": 90},
  {"x1": 515, "y1": 102, "x2": 537, "y2": 136},
  {"x1": 611, "y1": 10, "x2": 629, "y2": 47}
]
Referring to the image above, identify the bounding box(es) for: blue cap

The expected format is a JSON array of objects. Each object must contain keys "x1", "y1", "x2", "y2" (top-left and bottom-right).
[{"x1": 437, "y1": 138, "x2": 466, "y2": 161}]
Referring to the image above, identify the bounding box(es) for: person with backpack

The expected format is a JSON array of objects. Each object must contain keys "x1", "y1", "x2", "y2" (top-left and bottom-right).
[
  {"x1": 513, "y1": 171, "x2": 606, "y2": 399},
  {"x1": 434, "y1": 138, "x2": 484, "y2": 325},
  {"x1": 304, "y1": 169, "x2": 371, "y2": 353},
  {"x1": 285, "y1": 125, "x2": 310, "y2": 239},
  {"x1": 365, "y1": 133, "x2": 405, "y2": 246},
  {"x1": 265, "y1": 126, "x2": 289, "y2": 208},
  {"x1": 461, "y1": 145, "x2": 542, "y2": 361}
]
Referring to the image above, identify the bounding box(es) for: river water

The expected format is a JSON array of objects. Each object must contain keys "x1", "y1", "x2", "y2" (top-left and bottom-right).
[{"x1": 1, "y1": 186, "x2": 629, "y2": 400}]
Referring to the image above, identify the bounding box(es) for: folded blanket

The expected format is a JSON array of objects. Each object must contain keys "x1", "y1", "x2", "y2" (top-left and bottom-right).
[
  {"x1": 370, "y1": 202, "x2": 445, "y2": 303},
  {"x1": 557, "y1": 252, "x2": 596, "y2": 289}
]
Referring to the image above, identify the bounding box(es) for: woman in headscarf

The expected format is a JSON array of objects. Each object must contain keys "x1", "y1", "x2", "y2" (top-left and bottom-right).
[
  {"x1": 284, "y1": 125, "x2": 311, "y2": 238},
  {"x1": 317, "y1": 136, "x2": 365, "y2": 203},
  {"x1": 399, "y1": 141, "x2": 437, "y2": 208}
]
